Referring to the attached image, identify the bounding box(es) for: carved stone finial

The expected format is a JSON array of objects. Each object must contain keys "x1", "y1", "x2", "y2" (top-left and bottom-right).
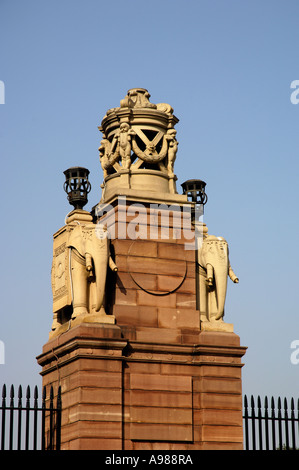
[
  {"x1": 120, "y1": 88, "x2": 157, "y2": 109},
  {"x1": 98, "y1": 88, "x2": 179, "y2": 202}
]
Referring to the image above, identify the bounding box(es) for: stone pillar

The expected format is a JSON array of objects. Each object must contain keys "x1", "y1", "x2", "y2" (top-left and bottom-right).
[
  {"x1": 121, "y1": 331, "x2": 246, "y2": 450},
  {"x1": 37, "y1": 88, "x2": 246, "y2": 450},
  {"x1": 37, "y1": 324, "x2": 246, "y2": 450},
  {"x1": 37, "y1": 196, "x2": 246, "y2": 450},
  {"x1": 37, "y1": 324, "x2": 126, "y2": 450}
]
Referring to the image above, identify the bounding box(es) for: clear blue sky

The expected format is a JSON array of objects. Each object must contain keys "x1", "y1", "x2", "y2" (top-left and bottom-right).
[{"x1": 1, "y1": 0, "x2": 299, "y2": 403}]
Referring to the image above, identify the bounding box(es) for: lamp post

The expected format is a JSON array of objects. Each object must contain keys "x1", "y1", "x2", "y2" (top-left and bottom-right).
[
  {"x1": 63, "y1": 167, "x2": 91, "y2": 210},
  {"x1": 181, "y1": 179, "x2": 208, "y2": 221}
]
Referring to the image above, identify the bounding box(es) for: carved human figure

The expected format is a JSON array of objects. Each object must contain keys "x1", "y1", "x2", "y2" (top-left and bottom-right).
[
  {"x1": 165, "y1": 128, "x2": 178, "y2": 178},
  {"x1": 99, "y1": 133, "x2": 120, "y2": 177},
  {"x1": 67, "y1": 223, "x2": 117, "y2": 319},
  {"x1": 99, "y1": 137, "x2": 111, "y2": 178},
  {"x1": 198, "y1": 235, "x2": 238, "y2": 321},
  {"x1": 118, "y1": 122, "x2": 135, "y2": 169}
]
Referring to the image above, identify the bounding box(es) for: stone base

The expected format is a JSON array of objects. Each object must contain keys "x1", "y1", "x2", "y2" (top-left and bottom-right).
[
  {"x1": 201, "y1": 320, "x2": 234, "y2": 333},
  {"x1": 49, "y1": 313, "x2": 115, "y2": 339},
  {"x1": 37, "y1": 322, "x2": 247, "y2": 450}
]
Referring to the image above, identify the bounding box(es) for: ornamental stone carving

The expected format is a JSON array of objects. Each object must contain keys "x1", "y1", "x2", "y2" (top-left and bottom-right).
[
  {"x1": 197, "y1": 229, "x2": 239, "y2": 329},
  {"x1": 98, "y1": 88, "x2": 180, "y2": 201},
  {"x1": 50, "y1": 211, "x2": 117, "y2": 336}
]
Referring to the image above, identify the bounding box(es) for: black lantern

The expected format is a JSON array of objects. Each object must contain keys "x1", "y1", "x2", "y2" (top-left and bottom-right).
[
  {"x1": 63, "y1": 167, "x2": 91, "y2": 210},
  {"x1": 181, "y1": 179, "x2": 208, "y2": 220}
]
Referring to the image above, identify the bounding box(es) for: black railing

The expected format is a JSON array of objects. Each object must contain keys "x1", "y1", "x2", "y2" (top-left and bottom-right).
[
  {"x1": 1, "y1": 384, "x2": 61, "y2": 451},
  {"x1": 243, "y1": 395, "x2": 299, "y2": 450},
  {"x1": 2, "y1": 386, "x2": 299, "y2": 450}
]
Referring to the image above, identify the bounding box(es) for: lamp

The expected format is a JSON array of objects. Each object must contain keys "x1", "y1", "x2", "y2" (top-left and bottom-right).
[
  {"x1": 63, "y1": 167, "x2": 91, "y2": 210},
  {"x1": 181, "y1": 179, "x2": 208, "y2": 220}
]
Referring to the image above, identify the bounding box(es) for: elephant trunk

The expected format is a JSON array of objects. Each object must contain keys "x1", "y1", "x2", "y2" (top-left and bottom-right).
[
  {"x1": 214, "y1": 266, "x2": 228, "y2": 320},
  {"x1": 202, "y1": 237, "x2": 229, "y2": 321},
  {"x1": 94, "y1": 249, "x2": 108, "y2": 312},
  {"x1": 86, "y1": 232, "x2": 109, "y2": 313}
]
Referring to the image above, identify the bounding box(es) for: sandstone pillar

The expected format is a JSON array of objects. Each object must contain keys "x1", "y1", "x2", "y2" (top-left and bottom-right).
[{"x1": 37, "y1": 88, "x2": 246, "y2": 450}]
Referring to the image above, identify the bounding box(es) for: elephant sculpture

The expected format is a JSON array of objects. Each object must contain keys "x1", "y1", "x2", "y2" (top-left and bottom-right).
[
  {"x1": 197, "y1": 234, "x2": 238, "y2": 321},
  {"x1": 67, "y1": 223, "x2": 117, "y2": 319}
]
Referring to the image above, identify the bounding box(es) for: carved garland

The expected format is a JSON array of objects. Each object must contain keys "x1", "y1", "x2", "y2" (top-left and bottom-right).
[
  {"x1": 131, "y1": 130, "x2": 169, "y2": 163},
  {"x1": 100, "y1": 126, "x2": 178, "y2": 170}
]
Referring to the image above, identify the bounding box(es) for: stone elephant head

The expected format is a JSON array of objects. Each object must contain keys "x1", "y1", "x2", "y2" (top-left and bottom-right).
[{"x1": 198, "y1": 235, "x2": 238, "y2": 321}]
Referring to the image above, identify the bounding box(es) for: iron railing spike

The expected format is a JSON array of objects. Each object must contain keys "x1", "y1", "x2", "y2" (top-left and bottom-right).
[
  {"x1": 264, "y1": 396, "x2": 268, "y2": 408},
  {"x1": 284, "y1": 397, "x2": 288, "y2": 410},
  {"x1": 57, "y1": 386, "x2": 62, "y2": 405},
  {"x1": 271, "y1": 396, "x2": 275, "y2": 409}
]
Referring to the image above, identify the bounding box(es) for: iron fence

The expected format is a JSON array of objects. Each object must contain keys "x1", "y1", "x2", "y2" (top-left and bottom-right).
[
  {"x1": 2, "y1": 385, "x2": 299, "y2": 450},
  {"x1": 243, "y1": 394, "x2": 299, "y2": 450},
  {"x1": 1, "y1": 384, "x2": 61, "y2": 451}
]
